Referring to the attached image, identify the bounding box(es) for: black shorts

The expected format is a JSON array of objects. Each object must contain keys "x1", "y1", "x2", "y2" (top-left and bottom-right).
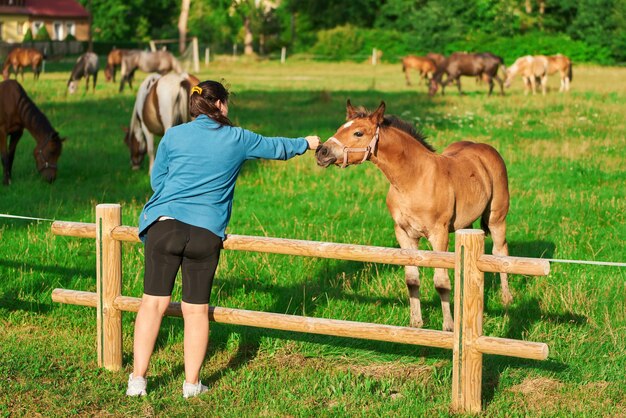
[{"x1": 143, "y1": 219, "x2": 222, "y2": 304}]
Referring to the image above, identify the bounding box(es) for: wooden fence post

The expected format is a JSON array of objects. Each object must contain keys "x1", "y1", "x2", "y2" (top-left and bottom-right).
[
  {"x1": 452, "y1": 229, "x2": 485, "y2": 413},
  {"x1": 96, "y1": 204, "x2": 122, "y2": 371}
]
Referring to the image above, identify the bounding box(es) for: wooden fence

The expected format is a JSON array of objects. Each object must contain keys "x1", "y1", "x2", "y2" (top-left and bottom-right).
[{"x1": 50, "y1": 204, "x2": 550, "y2": 414}]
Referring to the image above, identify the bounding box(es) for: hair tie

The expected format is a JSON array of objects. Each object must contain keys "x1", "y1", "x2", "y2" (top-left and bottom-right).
[{"x1": 191, "y1": 86, "x2": 203, "y2": 95}]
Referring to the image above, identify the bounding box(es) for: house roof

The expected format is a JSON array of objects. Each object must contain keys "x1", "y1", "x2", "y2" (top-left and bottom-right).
[{"x1": 0, "y1": 0, "x2": 90, "y2": 19}]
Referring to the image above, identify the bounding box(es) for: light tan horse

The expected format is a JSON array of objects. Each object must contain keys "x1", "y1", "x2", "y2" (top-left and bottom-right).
[
  {"x1": 547, "y1": 54, "x2": 572, "y2": 92},
  {"x1": 315, "y1": 101, "x2": 512, "y2": 331},
  {"x1": 504, "y1": 55, "x2": 549, "y2": 95},
  {"x1": 401, "y1": 55, "x2": 437, "y2": 86},
  {"x1": 2, "y1": 48, "x2": 44, "y2": 81}
]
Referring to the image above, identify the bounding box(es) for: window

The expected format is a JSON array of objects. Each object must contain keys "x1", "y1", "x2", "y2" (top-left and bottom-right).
[
  {"x1": 33, "y1": 21, "x2": 43, "y2": 34},
  {"x1": 53, "y1": 21, "x2": 63, "y2": 40},
  {"x1": 65, "y1": 22, "x2": 75, "y2": 37}
]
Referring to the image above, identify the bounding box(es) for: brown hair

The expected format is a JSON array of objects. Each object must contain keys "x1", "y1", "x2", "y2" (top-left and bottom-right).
[{"x1": 189, "y1": 80, "x2": 234, "y2": 126}]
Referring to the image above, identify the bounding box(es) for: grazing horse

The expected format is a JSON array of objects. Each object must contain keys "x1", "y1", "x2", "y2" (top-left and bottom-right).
[
  {"x1": 401, "y1": 55, "x2": 437, "y2": 87},
  {"x1": 104, "y1": 48, "x2": 130, "y2": 83},
  {"x1": 0, "y1": 80, "x2": 64, "y2": 184},
  {"x1": 119, "y1": 50, "x2": 183, "y2": 92},
  {"x1": 2, "y1": 48, "x2": 44, "y2": 81},
  {"x1": 315, "y1": 100, "x2": 511, "y2": 331},
  {"x1": 124, "y1": 72, "x2": 199, "y2": 173},
  {"x1": 429, "y1": 52, "x2": 505, "y2": 96},
  {"x1": 547, "y1": 54, "x2": 572, "y2": 92},
  {"x1": 504, "y1": 55, "x2": 549, "y2": 95},
  {"x1": 67, "y1": 52, "x2": 99, "y2": 94}
]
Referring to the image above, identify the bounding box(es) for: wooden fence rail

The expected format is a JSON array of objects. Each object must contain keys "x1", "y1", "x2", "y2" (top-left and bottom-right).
[{"x1": 50, "y1": 204, "x2": 550, "y2": 414}]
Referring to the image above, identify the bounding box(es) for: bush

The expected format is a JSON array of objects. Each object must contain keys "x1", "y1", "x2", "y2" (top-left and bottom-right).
[
  {"x1": 310, "y1": 25, "x2": 365, "y2": 60},
  {"x1": 35, "y1": 25, "x2": 51, "y2": 41},
  {"x1": 23, "y1": 28, "x2": 33, "y2": 42},
  {"x1": 447, "y1": 31, "x2": 613, "y2": 65},
  {"x1": 308, "y1": 26, "x2": 614, "y2": 65}
]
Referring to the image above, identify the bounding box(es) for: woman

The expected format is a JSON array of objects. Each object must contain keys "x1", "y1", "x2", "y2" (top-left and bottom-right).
[{"x1": 126, "y1": 80, "x2": 320, "y2": 398}]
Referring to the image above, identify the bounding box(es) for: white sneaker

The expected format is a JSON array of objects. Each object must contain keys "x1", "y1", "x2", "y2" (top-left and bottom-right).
[
  {"x1": 126, "y1": 373, "x2": 147, "y2": 397},
  {"x1": 183, "y1": 380, "x2": 208, "y2": 398}
]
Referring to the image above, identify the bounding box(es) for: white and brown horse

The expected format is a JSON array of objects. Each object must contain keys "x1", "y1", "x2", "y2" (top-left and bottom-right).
[
  {"x1": 123, "y1": 72, "x2": 199, "y2": 173},
  {"x1": 315, "y1": 101, "x2": 511, "y2": 331},
  {"x1": 119, "y1": 50, "x2": 183, "y2": 92}
]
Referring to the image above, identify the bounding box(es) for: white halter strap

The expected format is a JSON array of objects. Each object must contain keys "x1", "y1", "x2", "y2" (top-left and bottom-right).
[{"x1": 327, "y1": 126, "x2": 380, "y2": 168}]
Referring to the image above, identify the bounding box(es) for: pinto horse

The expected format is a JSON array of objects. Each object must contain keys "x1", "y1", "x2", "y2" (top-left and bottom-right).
[
  {"x1": 119, "y1": 50, "x2": 183, "y2": 92},
  {"x1": 315, "y1": 100, "x2": 512, "y2": 331},
  {"x1": 401, "y1": 55, "x2": 437, "y2": 87},
  {"x1": 123, "y1": 72, "x2": 199, "y2": 173},
  {"x1": 0, "y1": 80, "x2": 64, "y2": 184},
  {"x1": 67, "y1": 52, "x2": 99, "y2": 94},
  {"x1": 430, "y1": 52, "x2": 505, "y2": 96},
  {"x1": 2, "y1": 48, "x2": 44, "y2": 81}
]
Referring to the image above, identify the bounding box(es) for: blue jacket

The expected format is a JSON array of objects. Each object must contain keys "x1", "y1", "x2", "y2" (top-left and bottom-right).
[{"x1": 138, "y1": 114, "x2": 309, "y2": 241}]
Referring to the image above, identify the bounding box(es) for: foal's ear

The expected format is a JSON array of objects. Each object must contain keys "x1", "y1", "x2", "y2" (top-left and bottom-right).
[
  {"x1": 346, "y1": 99, "x2": 358, "y2": 121},
  {"x1": 370, "y1": 101, "x2": 386, "y2": 124}
]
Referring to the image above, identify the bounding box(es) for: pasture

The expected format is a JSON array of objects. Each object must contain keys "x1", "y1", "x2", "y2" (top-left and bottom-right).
[{"x1": 1, "y1": 58, "x2": 625, "y2": 416}]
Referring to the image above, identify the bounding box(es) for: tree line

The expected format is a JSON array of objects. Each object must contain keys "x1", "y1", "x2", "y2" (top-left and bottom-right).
[{"x1": 78, "y1": 0, "x2": 626, "y2": 64}]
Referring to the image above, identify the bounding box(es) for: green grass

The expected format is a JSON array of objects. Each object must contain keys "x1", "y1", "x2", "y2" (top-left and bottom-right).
[{"x1": 1, "y1": 58, "x2": 625, "y2": 417}]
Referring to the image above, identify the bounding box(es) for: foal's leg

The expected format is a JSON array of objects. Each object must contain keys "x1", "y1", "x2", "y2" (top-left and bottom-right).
[
  {"x1": 428, "y1": 229, "x2": 454, "y2": 332},
  {"x1": 483, "y1": 211, "x2": 512, "y2": 306},
  {"x1": 394, "y1": 225, "x2": 423, "y2": 328}
]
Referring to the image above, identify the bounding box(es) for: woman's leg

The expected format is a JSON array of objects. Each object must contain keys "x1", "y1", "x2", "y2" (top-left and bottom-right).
[
  {"x1": 132, "y1": 294, "x2": 172, "y2": 377},
  {"x1": 181, "y1": 302, "x2": 210, "y2": 384}
]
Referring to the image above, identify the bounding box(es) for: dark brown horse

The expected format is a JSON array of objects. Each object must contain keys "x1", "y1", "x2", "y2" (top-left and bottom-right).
[
  {"x1": 2, "y1": 47, "x2": 44, "y2": 81},
  {"x1": 0, "y1": 80, "x2": 64, "y2": 184},
  {"x1": 315, "y1": 100, "x2": 511, "y2": 331},
  {"x1": 430, "y1": 52, "x2": 505, "y2": 96}
]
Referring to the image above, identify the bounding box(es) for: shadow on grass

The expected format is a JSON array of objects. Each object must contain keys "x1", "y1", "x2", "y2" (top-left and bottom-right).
[{"x1": 0, "y1": 257, "x2": 93, "y2": 313}]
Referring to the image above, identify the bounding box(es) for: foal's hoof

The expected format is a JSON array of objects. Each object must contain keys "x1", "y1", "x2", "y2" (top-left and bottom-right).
[{"x1": 442, "y1": 319, "x2": 454, "y2": 333}]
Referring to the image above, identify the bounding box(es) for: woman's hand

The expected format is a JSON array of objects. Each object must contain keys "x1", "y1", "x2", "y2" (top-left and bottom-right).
[{"x1": 305, "y1": 136, "x2": 321, "y2": 150}]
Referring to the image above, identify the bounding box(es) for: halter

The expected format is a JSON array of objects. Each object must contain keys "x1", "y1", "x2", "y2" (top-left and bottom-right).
[
  {"x1": 326, "y1": 126, "x2": 380, "y2": 168},
  {"x1": 36, "y1": 133, "x2": 59, "y2": 172}
]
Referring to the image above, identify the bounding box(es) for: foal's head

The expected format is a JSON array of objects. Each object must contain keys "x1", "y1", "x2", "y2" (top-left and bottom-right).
[
  {"x1": 123, "y1": 127, "x2": 145, "y2": 170},
  {"x1": 316, "y1": 100, "x2": 385, "y2": 168}
]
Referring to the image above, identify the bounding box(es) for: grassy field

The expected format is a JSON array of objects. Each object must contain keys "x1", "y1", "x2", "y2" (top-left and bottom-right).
[{"x1": 1, "y1": 57, "x2": 625, "y2": 417}]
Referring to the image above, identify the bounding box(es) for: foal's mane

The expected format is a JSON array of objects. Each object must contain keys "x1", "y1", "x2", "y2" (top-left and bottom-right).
[{"x1": 350, "y1": 106, "x2": 435, "y2": 152}]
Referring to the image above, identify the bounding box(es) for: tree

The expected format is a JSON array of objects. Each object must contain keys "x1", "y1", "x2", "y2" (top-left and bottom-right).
[{"x1": 178, "y1": 0, "x2": 191, "y2": 53}]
